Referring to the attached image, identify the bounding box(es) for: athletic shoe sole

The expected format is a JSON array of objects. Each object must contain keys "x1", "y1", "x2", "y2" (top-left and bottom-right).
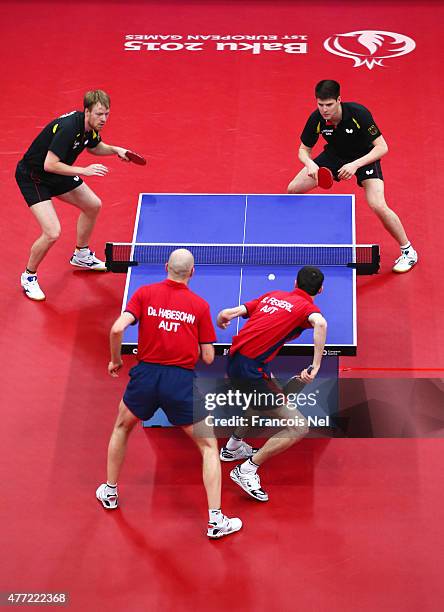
[
  {"x1": 392, "y1": 262, "x2": 418, "y2": 273},
  {"x1": 70, "y1": 260, "x2": 107, "y2": 272},
  {"x1": 220, "y1": 447, "x2": 258, "y2": 462},
  {"x1": 22, "y1": 289, "x2": 46, "y2": 301},
  {"x1": 207, "y1": 521, "x2": 243, "y2": 539},
  {"x1": 230, "y1": 468, "x2": 269, "y2": 502}
]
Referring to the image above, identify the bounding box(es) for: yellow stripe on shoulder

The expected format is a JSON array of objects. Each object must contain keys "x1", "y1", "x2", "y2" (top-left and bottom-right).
[
  {"x1": 92, "y1": 130, "x2": 97, "y2": 139},
  {"x1": 316, "y1": 122, "x2": 320, "y2": 134},
  {"x1": 352, "y1": 117, "x2": 360, "y2": 129},
  {"x1": 52, "y1": 123, "x2": 59, "y2": 133}
]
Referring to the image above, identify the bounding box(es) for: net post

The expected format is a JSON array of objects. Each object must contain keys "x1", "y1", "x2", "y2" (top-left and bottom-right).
[
  {"x1": 349, "y1": 244, "x2": 380, "y2": 275},
  {"x1": 371, "y1": 244, "x2": 381, "y2": 273},
  {"x1": 105, "y1": 242, "x2": 139, "y2": 273},
  {"x1": 105, "y1": 242, "x2": 113, "y2": 271}
]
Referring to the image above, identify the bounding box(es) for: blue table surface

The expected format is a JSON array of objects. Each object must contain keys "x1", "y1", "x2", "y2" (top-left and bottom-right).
[{"x1": 122, "y1": 194, "x2": 356, "y2": 353}]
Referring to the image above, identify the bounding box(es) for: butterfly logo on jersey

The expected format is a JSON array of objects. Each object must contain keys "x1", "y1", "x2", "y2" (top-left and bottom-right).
[
  {"x1": 323, "y1": 30, "x2": 416, "y2": 69},
  {"x1": 346, "y1": 129, "x2": 353, "y2": 133}
]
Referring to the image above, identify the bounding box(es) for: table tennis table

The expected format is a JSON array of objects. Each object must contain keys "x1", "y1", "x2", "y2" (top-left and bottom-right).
[{"x1": 113, "y1": 193, "x2": 364, "y2": 356}]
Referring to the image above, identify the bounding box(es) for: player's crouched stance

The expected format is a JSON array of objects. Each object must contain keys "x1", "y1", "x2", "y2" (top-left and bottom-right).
[
  {"x1": 96, "y1": 249, "x2": 242, "y2": 539},
  {"x1": 217, "y1": 266, "x2": 327, "y2": 503},
  {"x1": 95, "y1": 402, "x2": 242, "y2": 540},
  {"x1": 16, "y1": 90, "x2": 132, "y2": 301},
  {"x1": 224, "y1": 373, "x2": 313, "y2": 504},
  {"x1": 287, "y1": 80, "x2": 418, "y2": 274}
]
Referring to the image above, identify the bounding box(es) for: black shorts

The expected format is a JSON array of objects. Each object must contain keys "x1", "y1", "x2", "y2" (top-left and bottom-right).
[
  {"x1": 313, "y1": 150, "x2": 384, "y2": 187},
  {"x1": 15, "y1": 161, "x2": 84, "y2": 207}
]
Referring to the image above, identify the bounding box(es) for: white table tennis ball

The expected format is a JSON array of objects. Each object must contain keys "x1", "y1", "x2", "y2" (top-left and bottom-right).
[{"x1": 268, "y1": 274, "x2": 276, "y2": 280}]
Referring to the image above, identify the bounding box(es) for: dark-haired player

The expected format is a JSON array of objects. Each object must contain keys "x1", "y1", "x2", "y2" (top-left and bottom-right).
[
  {"x1": 16, "y1": 89, "x2": 131, "y2": 300},
  {"x1": 216, "y1": 266, "x2": 327, "y2": 502},
  {"x1": 288, "y1": 80, "x2": 417, "y2": 274}
]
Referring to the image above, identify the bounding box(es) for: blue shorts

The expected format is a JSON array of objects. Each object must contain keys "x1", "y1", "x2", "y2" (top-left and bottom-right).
[
  {"x1": 227, "y1": 352, "x2": 283, "y2": 407},
  {"x1": 314, "y1": 150, "x2": 383, "y2": 187},
  {"x1": 123, "y1": 362, "x2": 205, "y2": 426}
]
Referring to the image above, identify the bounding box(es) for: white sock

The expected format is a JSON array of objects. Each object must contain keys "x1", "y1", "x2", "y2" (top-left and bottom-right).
[
  {"x1": 106, "y1": 482, "x2": 117, "y2": 491},
  {"x1": 75, "y1": 246, "x2": 89, "y2": 255},
  {"x1": 240, "y1": 458, "x2": 258, "y2": 474},
  {"x1": 209, "y1": 508, "x2": 223, "y2": 524},
  {"x1": 400, "y1": 242, "x2": 412, "y2": 253},
  {"x1": 226, "y1": 435, "x2": 243, "y2": 451}
]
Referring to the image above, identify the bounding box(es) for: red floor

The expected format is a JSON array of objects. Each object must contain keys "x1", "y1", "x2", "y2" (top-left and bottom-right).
[
  {"x1": 3, "y1": 426, "x2": 444, "y2": 611},
  {"x1": 1, "y1": 1, "x2": 444, "y2": 610}
]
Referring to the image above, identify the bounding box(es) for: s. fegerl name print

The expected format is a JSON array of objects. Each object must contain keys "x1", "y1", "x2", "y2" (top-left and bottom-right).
[
  {"x1": 229, "y1": 288, "x2": 321, "y2": 363},
  {"x1": 259, "y1": 296, "x2": 293, "y2": 314}
]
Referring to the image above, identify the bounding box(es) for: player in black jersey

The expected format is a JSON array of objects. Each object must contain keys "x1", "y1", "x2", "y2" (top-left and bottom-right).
[
  {"x1": 16, "y1": 90, "x2": 131, "y2": 300},
  {"x1": 288, "y1": 80, "x2": 417, "y2": 274}
]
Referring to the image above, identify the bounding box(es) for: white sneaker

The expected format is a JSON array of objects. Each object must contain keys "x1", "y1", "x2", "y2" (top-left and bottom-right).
[
  {"x1": 96, "y1": 483, "x2": 118, "y2": 509},
  {"x1": 220, "y1": 441, "x2": 258, "y2": 462},
  {"x1": 230, "y1": 465, "x2": 269, "y2": 502},
  {"x1": 207, "y1": 515, "x2": 243, "y2": 539},
  {"x1": 392, "y1": 249, "x2": 418, "y2": 273},
  {"x1": 70, "y1": 249, "x2": 107, "y2": 271},
  {"x1": 21, "y1": 272, "x2": 45, "y2": 301}
]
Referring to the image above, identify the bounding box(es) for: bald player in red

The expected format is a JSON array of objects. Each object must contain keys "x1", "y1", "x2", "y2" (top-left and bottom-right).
[
  {"x1": 217, "y1": 266, "x2": 327, "y2": 503},
  {"x1": 96, "y1": 249, "x2": 242, "y2": 539}
]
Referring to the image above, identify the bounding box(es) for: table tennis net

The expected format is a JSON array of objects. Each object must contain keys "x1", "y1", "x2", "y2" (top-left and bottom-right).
[{"x1": 105, "y1": 243, "x2": 380, "y2": 274}]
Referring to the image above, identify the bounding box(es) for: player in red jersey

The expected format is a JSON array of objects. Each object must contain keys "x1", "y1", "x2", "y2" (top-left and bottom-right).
[
  {"x1": 217, "y1": 266, "x2": 327, "y2": 502},
  {"x1": 96, "y1": 249, "x2": 242, "y2": 539}
]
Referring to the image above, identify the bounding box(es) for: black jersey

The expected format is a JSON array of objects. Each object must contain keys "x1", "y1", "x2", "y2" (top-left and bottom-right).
[
  {"x1": 300, "y1": 102, "x2": 382, "y2": 162},
  {"x1": 21, "y1": 110, "x2": 101, "y2": 177}
]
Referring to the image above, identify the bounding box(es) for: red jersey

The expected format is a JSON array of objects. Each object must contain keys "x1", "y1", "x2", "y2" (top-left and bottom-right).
[
  {"x1": 230, "y1": 288, "x2": 320, "y2": 363},
  {"x1": 125, "y1": 279, "x2": 216, "y2": 369}
]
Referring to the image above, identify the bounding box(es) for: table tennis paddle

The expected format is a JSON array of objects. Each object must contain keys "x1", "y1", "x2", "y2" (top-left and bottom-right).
[
  {"x1": 317, "y1": 167, "x2": 333, "y2": 189},
  {"x1": 125, "y1": 150, "x2": 147, "y2": 166},
  {"x1": 283, "y1": 365, "x2": 314, "y2": 395}
]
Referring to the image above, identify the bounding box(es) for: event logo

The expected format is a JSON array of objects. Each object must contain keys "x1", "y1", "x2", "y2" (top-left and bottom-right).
[
  {"x1": 124, "y1": 34, "x2": 308, "y2": 55},
  {"x1": 323, "y1": 30, "x2": 416, "y2": 69}
]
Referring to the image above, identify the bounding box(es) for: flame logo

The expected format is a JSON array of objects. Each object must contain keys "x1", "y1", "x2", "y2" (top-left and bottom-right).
[{"x1": 324, "y1": 30, "x2": 416, "y2": 69}]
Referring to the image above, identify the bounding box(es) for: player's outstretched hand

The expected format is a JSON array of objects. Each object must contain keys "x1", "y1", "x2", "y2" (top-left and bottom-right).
[
  {"x1": 83, "y1": 163, "x2": 109, "y2": 177},
  {"x1": 108, "y1": 361, "x2": 123, "y2": 377}
]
